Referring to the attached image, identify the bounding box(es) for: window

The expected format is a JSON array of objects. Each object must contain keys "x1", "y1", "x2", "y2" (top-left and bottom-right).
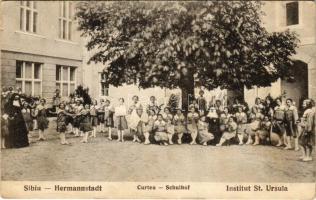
[
  {"x1": 286, "y1": 2, "x2": 299, "y2": 26},
  {"x1": 56, "y1": 65, "x2": 76, "y2": 96},
  {"x1": 100, "y1": 73, "x2": 109, "y2": 96},
  {"x1": 16, "y1": 61, "x2": 42, "y2": 96},
  {"x1": 59, "y1": 1, "x2": 73, "y2": 40},
  {"x1": 20, "y1": 1, "x2": 38, "y2": 33}
]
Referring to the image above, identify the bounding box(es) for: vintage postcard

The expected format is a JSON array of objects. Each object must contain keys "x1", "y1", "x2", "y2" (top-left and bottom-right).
[{"x1": 1, "y1": 0, "x2": 315, "y2": 199}]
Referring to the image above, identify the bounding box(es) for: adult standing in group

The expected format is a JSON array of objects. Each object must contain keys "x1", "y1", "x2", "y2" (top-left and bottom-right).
[{"x1": 4, "y1": 93, "x2": 29, "y2": 148}]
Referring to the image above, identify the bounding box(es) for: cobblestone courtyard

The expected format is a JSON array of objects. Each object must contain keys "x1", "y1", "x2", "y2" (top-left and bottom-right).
[{"x1": 1, "y1": 120, "x2": 315, "y2": 182}]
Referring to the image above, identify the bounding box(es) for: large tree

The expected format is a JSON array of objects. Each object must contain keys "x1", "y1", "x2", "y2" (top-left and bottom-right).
[{"x1": 76, "y1": 1, "x2": 298, "y2": 110}]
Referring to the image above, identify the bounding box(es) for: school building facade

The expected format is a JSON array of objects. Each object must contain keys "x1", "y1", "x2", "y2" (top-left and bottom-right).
[{"x1": 0, "y1": 1, "x2": 84, "y2": 103}]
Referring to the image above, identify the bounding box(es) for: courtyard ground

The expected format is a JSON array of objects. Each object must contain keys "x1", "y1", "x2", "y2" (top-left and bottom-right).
[{"x1": 1, "y1": 119, "x2": 315, "y2": 182}]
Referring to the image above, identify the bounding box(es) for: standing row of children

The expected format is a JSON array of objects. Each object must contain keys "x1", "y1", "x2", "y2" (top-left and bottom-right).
[{"x1": 5, "y1": 87, "x2": 314, "y2": 162}]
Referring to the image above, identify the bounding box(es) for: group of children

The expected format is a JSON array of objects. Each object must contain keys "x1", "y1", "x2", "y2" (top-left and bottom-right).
[{"x1": 1, "y1": 87, "x2": 315, "y2": 162}]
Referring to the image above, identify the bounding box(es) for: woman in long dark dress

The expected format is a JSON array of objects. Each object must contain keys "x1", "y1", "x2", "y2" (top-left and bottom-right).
[{"x1": 5, "y1": 93, "x2": 29, "y2": 148}]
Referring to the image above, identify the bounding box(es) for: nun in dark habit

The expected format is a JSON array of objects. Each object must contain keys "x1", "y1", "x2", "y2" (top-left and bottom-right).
[{"x1": 4, "y1": 93, "x2": 29, "y2": 148}]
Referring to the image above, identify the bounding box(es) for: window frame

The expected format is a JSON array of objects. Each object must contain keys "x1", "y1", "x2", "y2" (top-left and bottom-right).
[
  {"x1": 20, "y1": 1, "x2": 38, "y2": 33},
  {"x1": 16, "y1": 61, "x2": 43, "y2": 96},
  {"x1": 286, "y1": 1, "x2": 299, "y2": 26},
  {"x1": 283, "y1": 1, "x2": 303, "y2": 29},
  {"x1": 56, "y1": 65, "x2": 77, "y2": 97},
  {"x1": 99, "y1": 73, "x2": 109, "y2": 97},
  {"x1": 58, "y1": 1, "x2": 73, "y2": 41}
]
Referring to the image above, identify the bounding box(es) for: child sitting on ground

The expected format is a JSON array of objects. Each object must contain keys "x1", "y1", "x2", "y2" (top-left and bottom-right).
[
  {"x1": 197, "y1": 115, "x2": 214, "y2": 146},
  {"x1": 153, "y1": 114, "x2": 169, "y2": 146},
  {"x1": 216, "y1": 116, "x2": 237, "y2": 146},
  {"x1": 253, "y1": 115, "x2": 272, "y2": 146}
]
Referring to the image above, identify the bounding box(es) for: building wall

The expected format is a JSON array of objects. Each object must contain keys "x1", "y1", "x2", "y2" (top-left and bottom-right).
[
  {"x1": 245, "y1": 1, "x2": 316, "y2": 105},
  {"x1": 1, "y1": 51, "x2": 83, "y2": 102},
  {"x1": 0, "y1": 1, "x2": 83, "y2": 60},
  {"x1": 0, "y1": 1, "x2": 84, "y2": 103}
]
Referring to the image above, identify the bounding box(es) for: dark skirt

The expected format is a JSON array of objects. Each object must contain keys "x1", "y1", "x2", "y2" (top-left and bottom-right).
[
  {"x1": 115, "y1": 116, "x2": 128, "y2": 130},
  {"x1": 57, "y1": 121, "x2": 67, "y2": 133},
  {"x1": 7, "y1": 112, "x2": 29, "y2": 148},
  {"x1": 97, "y1": 112, "x2": 105, "y2": 124},
  {"x1": 73, "y1": 116, "x2": 81, "y2": 128},
  {"x1": 65, "y1": 115, "x2": 74, "y2": 126},
  {"x1": 91, "y1": 116, "x2": 99, "y2": 127},
  {"x1": 284, "y1": 120, "x2": 297, "y2": 137},
  {"x1": 37, "y1": 116, "x2": 49, "y2": 131},
  {"x1": 299, "y1": 131, "x2": 313, "y2": 146},
  {"x1": 105, "y1": 115, "x2": 114, "y2": 127},
  {"x1": 272, "y1": 121, "x2": 285, "y2": 136},
  {"x1": 208, "y1": 118, "x2": 221, "y2": 144},
  {"x1": 80, "y1": 122, "x2": 93, "y2": 132}
]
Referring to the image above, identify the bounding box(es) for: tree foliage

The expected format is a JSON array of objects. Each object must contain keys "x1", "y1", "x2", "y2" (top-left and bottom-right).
[
  {"x1": 76, "y1": 1, "x2": 299, "y2": 91},
  {"x1": 73, "y1": 85, "x2": 92, "y2": 105}
]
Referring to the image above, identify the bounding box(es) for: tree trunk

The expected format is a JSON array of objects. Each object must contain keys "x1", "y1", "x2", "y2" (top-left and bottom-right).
[{"x1": 180, "y1": 72, "x2": 195, "y2": 113}]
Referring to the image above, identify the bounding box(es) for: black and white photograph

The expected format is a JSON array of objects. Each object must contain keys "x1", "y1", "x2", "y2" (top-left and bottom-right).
[{"x1": 0, "y1": 1, "x2": 315, "y2": 199}]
